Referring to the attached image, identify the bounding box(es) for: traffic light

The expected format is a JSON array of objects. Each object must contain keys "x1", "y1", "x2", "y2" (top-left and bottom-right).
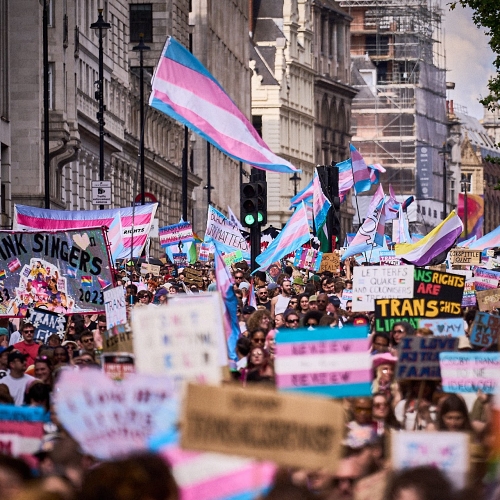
[{"x1": 240, "y1": 181, "x2": 267, "y2": 227}]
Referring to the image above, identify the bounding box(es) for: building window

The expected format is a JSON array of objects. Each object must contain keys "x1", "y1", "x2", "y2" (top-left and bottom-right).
[
  {"x1": 48, "y1": 62, "x2": 55, "y2": 109},
  {"x1": 130, "y1": 4, "x2": 152, "y2": 43},
  {"x1": 434, "y1": 210, "x2": 437, "y2": 218},
  {"x1": 422, "y1": 207, "x2": 426, "y2": 216}
]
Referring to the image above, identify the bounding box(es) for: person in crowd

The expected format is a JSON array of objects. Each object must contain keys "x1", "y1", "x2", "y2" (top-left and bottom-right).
[
  {"x1": 13, "y1": 322, "x2": 40, "y2": 367},
  {"x1": 25, "y1": 380, "x2": 51, "y2": 411},
  {"x1": 83, "y1": 314, "x2": 97, "y2": 331},
  {"x1": 125, "y1": 283, "x2": 138, "y2": 305},
  {"x1": 267, "y1": 282, "x2": 280, "y2": 299},
  {"x1": 371, "y1": 332, "x2": 390, "y2": 354},
  {"x1": 320, "y1": 277, "x2": 335, "y2": 295},
  {"x1": 372, "y1": 352, "x2": 398, "y2": 403},
  {"x1": 431, "y1": 393, "x2": 473, "y2": 432},
  {"x1": 316, "y1": 293, "x2": 329, "y2": 313},
  {"x1": 238, "y1": 281, "x2": 251, "y2": 305},
  {"x1": 234, "y1": 336, "x2": 251, "y2": 374},
  {"x1": 265, "y1": 329, "x2": 277, "y2": 359},
  {"x1": 326, "y1": 296, "x2": 342, "y2": 317},
  {"x1": 372, "y1": 391, "x2": 401, "y2": 436},
  {"x1": 61, "y1": 341, "x2": 78, "y2": 360},
  {"x1": 297, "y1": 293, "x2": 310, "y2": 319},
  {"x1": 302, "y1": 310, "x2": 324, "y2": 328},
  {"x1": 2, "y1": 350, "x2": 36, "y2": 405},
  {"x1": 46, "y1": 334, "x2": 61, "y2": 348},
  {"x1": 292, "y1": 276, "x2": 306, "y2": 295},
  {"x1": 0, "y1": 345, "x2": 12, "y2": 373},
  {"x1": 319, "y1": 315, "x2": 338, "y2": 327},
  {"x1": 270, "y1": 277, "x2": 293, "y2": 317},
  {"x1": 308, "y1": 295, "x2": 319, "y2": 311},
  {"x1": 394, "y1": 381, "x2": 439, "y2": 430},
  {"x1": 246, "y1": 309, "x2": 273, "y2": 338},
  {"x1": 78, "y1": 330, "x2": 96, "y2": 358},
  {"x1": 288, "y1": 296, "x2": 299, "y2": 311},
  {"x1": 256, "y1": 286, "x2": 272, "y2": 310},
  {"x1": 248, "y1": 329, "x2": 267, "y2": 349},
  {"x1": 34, "y1": 356, "x2": 54, "y2": 389},
  {"x1": 274, "y1": 313, "x2": 285, "y2": 329},
  {"x1": 241, "y1": 305, "x2": 256, "y2": 330},
  {"x1": 53, "y1": 346, "x2": 71, "y2": 367},
  {"x1": 390, "y1": 321, "x2": 415, "y2": 348},
  {"x1": 415, "y1": 327, "x2": 433, "y2": 337},
  {"x1": 137, "y1": 289, "x2": 153, "y2": 305},
  {"x1": 244, "y1": 346, "x2": 274, "y2": 384},
  {"x1": 283, "y1": 308, "x2": 301, "y2": 329}
]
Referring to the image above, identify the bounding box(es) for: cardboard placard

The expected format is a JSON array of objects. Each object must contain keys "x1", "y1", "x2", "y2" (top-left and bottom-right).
[
  {"x1": 319, "y1": 253, "x2": 340, "y2": 273},
  {"x1": 352, "y1": 265, "x2": 414, "y2": 312},
  {"x1": 183, "y1": 267, "x2": 204, "y2": 286},
  {"x1": 103, "y1": 286, "x2": 127, "y2": 329},
  {"x1": 132, "y1": 294, "x2": 226, "y2": 387},
  {"x1": 440, "y1": 352, "x2": 500, "y2": 394},
  {"x1": 476, "y1": 288, "x2": 500, "y2": 312},
  {"x1": 102, "y1": 324, "x2": 134, "y2": 353},
  {"x1": 469, "y1": 312, "x2": 500, "y2": 348},
  {"x1": 449, "y1": 249, "x2": 482, "y2": 266},
  {"x1": 28, "y1": 308, "x2": 66, "y2": 343},
  {"x1": 274, "y1": 326, "x2": 372, "y2": 398},
  {"x1": 396, "y1": 336, "x2": 458, "y2": 380},
  {"x1": 140, "y1": 263, "x2": 161, "y2": 276},
  {"x1": 391, "y1": 431, "x2": 469, "y2": 489},
  {"x1": 474, "y1": 268, "x2": 500, "y2": 291},
  {"x1": 180, "y1": 383, "x2": 344, "y2": 472},
  {"x1": 418, "y1": 318, "x2": 465, "y2": 337}
]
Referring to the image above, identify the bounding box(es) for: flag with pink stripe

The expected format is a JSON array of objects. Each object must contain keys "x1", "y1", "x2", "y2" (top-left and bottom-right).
[
  {"x1": 150, "y1": 37, "x2": 299, "y2": 175},
  {"x1": 350, "y1": 144, "x2": 371, "y2": 194},
  {"x1": 440, "y1": 352, "x2": 500, "y2": 394},
  {"x1": 275, "y1": 325, "x2": 372, "y2": 398},
  {"x1": 14, "y1": 204, "x2": 157, "y2": 261}
]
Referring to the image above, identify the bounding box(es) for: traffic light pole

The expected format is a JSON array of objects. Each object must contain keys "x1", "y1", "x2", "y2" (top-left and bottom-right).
[{"x1": 317, "y1": 163, "x2": 340, "y2": 252}]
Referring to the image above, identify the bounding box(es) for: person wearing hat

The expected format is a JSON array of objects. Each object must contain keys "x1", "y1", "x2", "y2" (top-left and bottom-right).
[
  {"x1": 238, "y1": 281, "x2": 251, "y2": 305},
  {"x1": 154, "y1": 287, "x2": 168, "y2": 305},
  {"x1": 3, "y1": 350, "x2": 36, "y2": 405},
  {"x1": 292, "y1": 276, "x2": 305, "y2": 295},
  {"x1": 308, "y1": 295, "x2": 319, "y2": 311},
  {"x1": 266, "y1": 282, "x2": 279, "y2": 299}
]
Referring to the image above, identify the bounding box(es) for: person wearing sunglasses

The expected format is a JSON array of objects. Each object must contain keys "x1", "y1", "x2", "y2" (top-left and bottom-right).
[
  {"x1": 390, "y1": 321, "x2": 414, "y2": 347},
  {"x1": 283, "y1": 309, "x2": 300, "y2": 329},
  {"x1": 13, "y1": 322, "x2": 39, "y2": 366}
]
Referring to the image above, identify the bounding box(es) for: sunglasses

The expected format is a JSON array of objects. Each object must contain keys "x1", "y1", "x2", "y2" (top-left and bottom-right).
[
  {"x1": 98, "y1": 325, "x2": 107, "y2": 330},
  {"x1": 23, "y1": 329, "x2": 35, "y2": 334},
  {"x1": 287, "y1": 318, "x2": 299, "y2": 324},
  {"x1": 393, "y1": 329, "x2": 405, "y2": 334},
  {"x1": 253, "y1": 338, "x2": 265, "y2": 344},
  {"x1": 374, "y1": 403, "x2": 388, "y2": 409},
  {"x1": 306, "y1": 323, "x2": 318, "y2": 327},
  {"x1": 82, "y1": 338, "x2": 94, "y2": 344}
]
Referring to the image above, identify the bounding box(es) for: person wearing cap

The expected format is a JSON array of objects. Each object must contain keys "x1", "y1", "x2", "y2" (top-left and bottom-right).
[
  {"x1": 308, "y1": 295, "x2": 319, "y2": 311},
  {"x1": 13, "y1": 322, "x2": 40, "y2": 367},
  {"x1": 238, "y1": 281, "x2": 251, "y2": 305},
  {"x1": 3, "y1": 350, "x2": 36, "y2": 405},
  {"x1": 270, "y1": 277, "x2": 292, "y2": 318},
  {"x1": 266, "y1": 282, "x2": 279, "y2": 299}
]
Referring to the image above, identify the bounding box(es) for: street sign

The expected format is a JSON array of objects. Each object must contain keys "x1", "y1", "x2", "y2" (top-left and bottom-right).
[{"x1": 92, "y1": 181, "x2": 112, "y2": 205}]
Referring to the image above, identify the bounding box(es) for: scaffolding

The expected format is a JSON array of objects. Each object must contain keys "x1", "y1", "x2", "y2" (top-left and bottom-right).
[{"x1": 335, "y1": 0, "x2": 447, "y2": 197}]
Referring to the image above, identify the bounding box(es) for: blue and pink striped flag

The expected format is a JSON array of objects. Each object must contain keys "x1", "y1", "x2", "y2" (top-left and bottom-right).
[
  {"x1": 350, "y1": 144, "x2": 371, "y2": 194},
  {"x1": 289, "y1": 178, "x2": 313, "y2": 208},
  {"x1": 470, "y1": 225, "x2": 500, "y2": 250},
  {"x1": 150, "y1": 37, "x2": 299, "y2": 175},
  {"x1": 213, "y1": 241, "x2": 240, "y2": 362},
  {"x1": 312, "y1": 169, "x2": 331, "y2": 231},
  {"x1": 255, "y1": 202, "x2": 310, "y2": 271},
  {"x1": 14, "y1": 204, "x2": 157, "y2": 262}
]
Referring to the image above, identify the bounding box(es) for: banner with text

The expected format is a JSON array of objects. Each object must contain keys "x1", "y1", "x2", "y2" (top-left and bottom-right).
[
  {"x1": 205, "y1": 206, "x2": 250, "y2": 254},
  {"x1": 159, "y1": 222, "x2": 194, "y2": 248}
]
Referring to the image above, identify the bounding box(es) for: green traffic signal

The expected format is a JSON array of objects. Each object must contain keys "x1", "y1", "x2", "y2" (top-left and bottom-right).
[
  {"x1": 244, "y1": 214, "x2": 256, "y2": 225},
  {"x1": 258, "y1": 212, "x2": 263, "y2": 223}
]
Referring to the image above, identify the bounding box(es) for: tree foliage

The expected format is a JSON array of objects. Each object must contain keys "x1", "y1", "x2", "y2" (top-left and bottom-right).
[{"x1": 450, "y1": 1, "x2": 500, "y2": 110}]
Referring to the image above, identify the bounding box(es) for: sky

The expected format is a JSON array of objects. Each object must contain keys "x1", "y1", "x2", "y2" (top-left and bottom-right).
[{"x1": 443, "y1": 3, "x2": 496, "y2": 119}]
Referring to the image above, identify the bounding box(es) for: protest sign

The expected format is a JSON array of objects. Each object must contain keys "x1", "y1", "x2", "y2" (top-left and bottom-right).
[
  {"x1": 352, "y1": 265, "x2": 414, "y2": 312},
  {"x1": 0, "y1": 228, "x2": 113, "y2": 317},
  {"x1": 28, "y1": 308, "x2": 66, "y2": 343},
  {"x1": 140, "y1": 263, "x2": 161, "y2": 276},
  {"x1": 102, "y1": 353, "x2": 135, "y2": 381},
  {"x1": 102, "y1": 324, "x2": 134, "y2": 353},
  {"x1": 318, "y1": 252, "x2": 339, "y2": 273},
  {"x1": 180, "y1": 383, "x2": 344, "y2": 472},
  {"x1": 474, "y1": 268, "x2": 500, "y2": 291},
  {"x1": 54, "y1": 369, "x2": 178, "y2": 460},
  {"x1": 173, "y1": 253, "x2": 188, "y2": 267},
  {"x1": 476, "y1": 288, "x2": 500, "y2": 312},
  {"x1": 469, "y1": 312, "x2": 500, "y2": 348},
  {"x1": 449, "y1": 249, "x2": 482, "y2": 266},
  {"x1": 205, "y1": 206, "x2": 249, "y2": 253},
  {"x1": 274, "y1": 325, "x2": 371, "y2": 398},
  {"x1": 132, "y1": 293, "x2": 226, "y2": 387},
  {"x1": 159, "y1": 222, "x2": 194, "y2": 247},
  {"x1": 396, "y1": 336, "x2": 458, "y2": 380},
  {"x1": 0, "y1": 405, "x2": 48, "y2": 463},
  {"x1": 418, "y1": 318, "x2": 465, "y2": 337},
  {"x1": 340, "y1": 289, "x2": 352, "y2": 309},
  {"x1": 103, "y1": 286, "x2": 127, "y2": 329},
  {"x1": 391, "y1": 431, "x2": 469, "y2": 489},
  {"x1": 379, "y1": 250, "x2": 401, "y2": 266},
  {"x1": 294, "y1": 248, "x2": 323, "y2": 272},
  {"x1": 183, "y1": 267, "x2": 204, "y2": 287},
  {"x1": 374, "y1": 269, "x2": 465, "y2": 333},
  {"x1": 198, "y1": 243, "x2": 211, "y2": 262},
  {"x1": 222, "y1": 250, "x2": 244, "y2": 267},
  {"x1": 462, "y1": 280, "x2": 476, "y2": 307},
  {"x1": 440, "y1": 352, "x2": 500, "y2": 394}
]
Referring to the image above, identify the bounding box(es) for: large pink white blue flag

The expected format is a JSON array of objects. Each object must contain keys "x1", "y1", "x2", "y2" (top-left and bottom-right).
[
  {"x1": 255, "y1": 202, "x2": 310, "y2": 271},
  {"x1": 150, "y1": 37, "x2": 299, "y2": 174},
  {"x1": 350, "y1": 144, "x2": 371, "y2": 194},
  {"x1": 14, "y1": 204, "x2": 157, "y2": 262},
  {"x1": 312, "y1": 168, "x2": 331, "y2": 231},
  {"x1": 289, "y1": 178, "x2": 313, "y2": 208}
]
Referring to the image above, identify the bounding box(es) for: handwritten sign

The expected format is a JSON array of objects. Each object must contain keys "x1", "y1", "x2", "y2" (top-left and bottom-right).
[
  {"x1": 294, "y1": 248, "x2": 323, "y2": 272},
  {"x1": 418, "y1": 318, "x2": 465, "y2": 337},
  {"x1": 28, "y1": 308, "x2": 66, "y2": 343},
  {"x1": 469, "y1": 312, "x2": 500, "y2": 348},
  {"x1": 474, "y1": 268, "x2": 500, "y2": 291},
  {"x1": 274, "y1": 326, "x2": 371, "y2": 398},
  {"x1": 183, "y1": 267, "x2": 204, "y2": 287},
  {"x1": 379, "y1": 250, "x2": 401, "y2": 266},
  {"x1": 103, "y1": 324, "x2": 134, "y2": 353},
  {"x1": 198, "y1": 243, "x2": 211, "y2": 262},
  {"x1": 132, "y1": 294, "x2": 226, "y2": 387},
  {"x1": 440, "y1": 352, "x2": 500, "y2": 394},
  {"x1": 319, "y1": 253, "x2": 340, "y2": 273},
  {"x1": 476, "y1": 288, "x2": 500, "y2": 312},
  {"x1": 391, "y1": 431, "x2": 469, "y2": 489},
  {"x1": 352, "y1": 265, "x2": 414, "y2": 312},
  {"x1": 450, "y1": 249, "x2": 482, "y2": 266},
  {"x1": 222, "y1": 250, "x2": 244, "y2": 267},
  {"x1": 102, "y1": 353, "x2": 135, "y2": 381},
  {"x1": 140, "y1": 263, "x2": 161, "y2": 276},
  {"x1": 396, "y1": 336, "x2": 458, "y2": 380},
  {"x1": 462, "y1": 280, "x2": 476, "y2": 307},
  {"x1": 54, "y1": 370, "x2": 178, "y2": 460},
  {"x1": 103, "y1": 286, "x2": 127, "y2": 329},
  {"x1": 205, "y1": 205, "x2": 249, "y2": 253},
  {"x1": 159, "y1": 221, "x2": 194, "y2": 247},
  {"x1": 180, "y1": 383, "x2": 345, "y2": 472}
]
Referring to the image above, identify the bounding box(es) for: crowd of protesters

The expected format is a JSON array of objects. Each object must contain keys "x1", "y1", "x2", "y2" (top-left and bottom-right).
[{"x1": 0, "y1": 256, "x2": 498, "y2": 500}]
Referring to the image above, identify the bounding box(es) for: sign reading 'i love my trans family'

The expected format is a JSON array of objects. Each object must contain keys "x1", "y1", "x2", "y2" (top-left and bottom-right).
[{"x1": 274, "y1": 325, "x2": 372, "y2": 398}]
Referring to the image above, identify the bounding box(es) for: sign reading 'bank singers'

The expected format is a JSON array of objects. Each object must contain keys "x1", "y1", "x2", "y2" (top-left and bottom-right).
[{"x1": 352, "y1": 265, "x2": 414, "y2": 312}]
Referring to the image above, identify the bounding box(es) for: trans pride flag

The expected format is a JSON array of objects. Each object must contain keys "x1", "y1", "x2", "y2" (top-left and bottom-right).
[
  {"x1": 14, "y1": 204, "x2": 157, "y2": 262},
  {"x1": 255, "y1": 202, "x2": 310, "y2": 271},
  {"x1": 312, "y1": 169, "x2": 331, "y2": 230},
  {"x1": 150, "y1": 37, "x2": 299, "y2": 175},
  {"x1": 350, "y1": 144, "x2": 371, "y2": 194},
  {"x1": 289, "y1": 178, "x2": 313, "y2": 208}
]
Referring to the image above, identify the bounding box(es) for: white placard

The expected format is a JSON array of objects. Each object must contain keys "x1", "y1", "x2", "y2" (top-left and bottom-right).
[
  {"x1": 352, "y1": 265, "x2": 414, "y2": 312},
  {"x1": 149, "y1": 218, "x2": 159, "y2": 238},
  {"x1": 132, "y1": 293, "x2": 226, "y2": 387},
  {"x1": 205, "y1": 205, "x2": 249, "y2": 253},
  {"x1": 103, "y1": 286, "x2": 127, "y2": 329}
]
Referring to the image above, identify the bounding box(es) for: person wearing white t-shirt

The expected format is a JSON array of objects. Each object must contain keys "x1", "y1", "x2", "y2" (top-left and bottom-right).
[{"x1": 3, "y1": 350, "x2": 35, "y2": 405}]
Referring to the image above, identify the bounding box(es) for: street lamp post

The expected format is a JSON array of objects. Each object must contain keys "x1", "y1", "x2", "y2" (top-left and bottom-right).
[
  {"x1": 290, "y1": 172, "x2": 302, "y2": 196},
  {"x1": 203, "y1": 142, "x2": 214, "y2": 208},
  {"x1": 42, "y1": 0, "x2": 50, "y2": 209},
  {"x1": 461, "y1": 173, "x2": 471, "y2": 240},
  {"x1": 132, "y1": 35, "x2": 150, "y2": 206},
  {"x1": 90, "y1": 9, "x2": 111, "y2": 210},
  {"x1": 439, "y1": 143, "x2": 449, "y2": 219}
]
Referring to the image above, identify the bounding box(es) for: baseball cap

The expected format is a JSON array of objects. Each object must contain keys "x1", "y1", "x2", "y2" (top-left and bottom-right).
[
  {"x1": 0, "y1": 346, "x2": 13, "y2": 356},
  {"x1": 309, "y1": 295, "x2": 318, "y2": 303},
  {"x1": 242, "y1": 305, "x2": 256, "y2": 315},
  {"x1": 329, "y1": 296, "x2": 341, "y2": 307},
  {"x1": 8, "y1": 350, "x2": 26, "y2": 364},
  {"x1": 267, "y1": 283, "x2": 279, "y2": 291},
  {"x1": 238, "y1": 282, "x2": 250, "y2": 290}
]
